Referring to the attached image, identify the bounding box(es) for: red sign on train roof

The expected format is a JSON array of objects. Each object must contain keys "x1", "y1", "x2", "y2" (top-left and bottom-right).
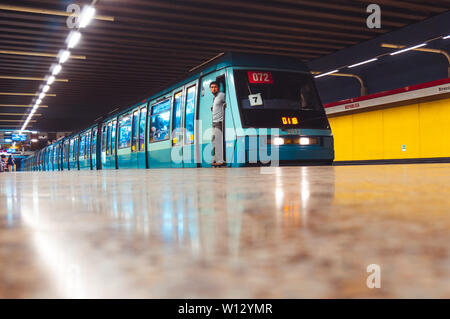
[{"x1": 248, "y1": 71, "x2": 273, "y2": 84}]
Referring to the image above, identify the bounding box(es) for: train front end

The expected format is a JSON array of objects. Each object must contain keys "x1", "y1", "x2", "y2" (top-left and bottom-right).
[{"x1": 229, "y1": 67, "x2": 334, "y2": 166}]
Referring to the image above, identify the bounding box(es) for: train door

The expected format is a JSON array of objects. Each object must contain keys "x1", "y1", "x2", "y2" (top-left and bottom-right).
[
  {"x1": 85, "y1": 131, "x2": 91, "y2": 170},
  {"x1": 117, "y1": 113, "x2": 132, "y2": 168},
  {"x1": 182, "y1": 82, "x2": 198, "y2": 167},
  {"x1": 124, "y1": 109, "x2": 139, "y2": 169},
  {"x1": 111, "y1": 120, "x2": 117, "y2": 169},
  {"x1": 171, "y1": 89, "x2": 184, "y2": 168},
  {"x1": 53, "y1": 145, "x2": 57, "y2": 171},
  {"x1": 91, "y1": 128, "x2": 98, "y2": 169},
  {"x1": 102, "y1": 121, "x2": 116, "y2": 169},
  {"x1": 63, "y1": 140, "x2": 69, "y2": 170},
  {"x1": 148, "y1": 95, "x2": 172, "y2": 168},
  {"x1": 78, "y1": 134, "x2": 86, "y2": 169},
  {"x1": 137, "y1": 105, "x2": 147, "y2": 168},
  {"x1": 73, "y1": 137, "x2": 79, "y2": 170},
  {"x1": 198, "y1": 71, "x2": 231, "y2": 166},
  {"x1": 57, "y1": 144, "x2": 61, "y2": 171}
]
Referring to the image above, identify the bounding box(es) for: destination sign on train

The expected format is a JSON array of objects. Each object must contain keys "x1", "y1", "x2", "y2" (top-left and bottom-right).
[{"x1": 248, "y1": 71, "x2": 273, "y2": 84}]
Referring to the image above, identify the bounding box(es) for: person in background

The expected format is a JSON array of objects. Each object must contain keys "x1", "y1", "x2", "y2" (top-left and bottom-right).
[
  {"x1": 7, "y1": 155, "x2": 15, "y2": 172},
  {"x1": 210, "y1": 81, "x2": 226, "y2": 166},
  {"x1": 0, "y1": 155, "x2": 5, "y2": 172}
]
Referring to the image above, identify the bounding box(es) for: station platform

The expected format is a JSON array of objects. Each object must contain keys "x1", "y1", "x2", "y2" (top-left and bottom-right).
[{"x1": 1, "y1": 165, "x2": 449, "y2": 298}]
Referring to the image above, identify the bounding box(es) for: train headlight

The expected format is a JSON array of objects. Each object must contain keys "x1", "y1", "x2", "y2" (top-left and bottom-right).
[
  {"x1": 273, "y1": 137, "x2": 284, "y2": 146},
  {"x1": 299, "y1": 137, "x2": 310, "y2": 145}
]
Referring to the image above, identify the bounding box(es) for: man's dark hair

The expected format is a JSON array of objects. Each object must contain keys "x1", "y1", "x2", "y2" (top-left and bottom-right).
[{"x1": 210, "y1": 81, "x2": 218, "y2": 87}]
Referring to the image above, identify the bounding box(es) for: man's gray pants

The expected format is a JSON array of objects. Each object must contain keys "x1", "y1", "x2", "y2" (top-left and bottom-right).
[{"x1": 212, "y1": 121, "x2": 224, "y2": 164}]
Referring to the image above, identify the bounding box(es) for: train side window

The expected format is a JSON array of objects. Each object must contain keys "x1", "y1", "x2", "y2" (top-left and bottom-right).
[
  {"x1": 216, "y1": 75, "x2": 226, "y2": 93},
  {"x1": 106, "y1": 122, "x2": 112, "y2": 155},
  {"x1": 184, "y1": 85, "x2": 197, "y2": 145},
  {"x1": 80, "y1": 135, "x2": 86, "y2": 158},
  {"x1": 172, "y1": 91, "x2": 183, "y2": 145},
  {"x1": 111, "y1": 120, "x2": 117, "y2": 155},
  {"x1": 74, "y1": 137, "x2": 79, "y2": 160},
  {"x1": 86, "y1": 132, "x2": 91, "y2": 159},
  {"x1": 92, "y1": 129, "x2": 97, "y2": 153},
  {"x1": 131, "y1": 110, "x2": 139, "y2": 152},
  {"x1": 64, "y1": 141, "x2": 69, "y2": 162},
  {"x1": 139, "y1": 107, "x2": 147, "y2": 151},
  {"x1": 101, "y1": 125, "x2": 107, "y2": 152},
  {"x1": 149, "y1": 98, "x2": 171, "y2": 143},
  {"x1": 69, "y1": 139, "x2": 74, "y2": 160},
  {"x1": 118, "y1": 113, "x2": 132, "y2": 149}
]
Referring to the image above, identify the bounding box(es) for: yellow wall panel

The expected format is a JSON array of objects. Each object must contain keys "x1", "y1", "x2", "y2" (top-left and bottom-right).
[
  {"x1": 329, "y1": 115, "x2": 353, "y2": 161},
  {"x1": 329, "y1": 97, "x2": 450, "y2": 162},
  {"x1": 419, "y1": 98, "x2": 450, "y2": 158},
  {"x1": 352, "y1": 111, "x2": 384, "y2": 160},
  {"x1": 382, "y1": 104, "x2": 420, "y2": 159}
]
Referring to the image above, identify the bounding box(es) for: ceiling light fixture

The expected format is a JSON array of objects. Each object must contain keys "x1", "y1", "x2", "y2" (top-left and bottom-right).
[
  {"x1": 47, "y1": 76, "x2": 55, "y2": 85},
  {"x1": 314, "y1": 70, "x2": 339, "y2": 78},
  {"x1": 58, "y1": 50, "x2": 71, "y2": 64},
  {"x1": 79, "y1": 6, "x2": 96, "y2": 28},
  {"x1": 51, "y1": 64, "x2": 62, "y2": 75},
  {"x1": 348, "y1": 58, "x2": 378, "y2": 68},
  {"x1": 66, "y1": 31, "x2": 81, "y2": 49},
  {"x1": 390, "y1": 43, "x2": 427, "y2": 56}
]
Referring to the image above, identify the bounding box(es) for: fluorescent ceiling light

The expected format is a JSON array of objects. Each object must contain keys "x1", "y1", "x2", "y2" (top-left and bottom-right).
[
  {"x1": 348, "y1": 58, "x2": 378, "y2": 68},
  {"x1": 42, "y1": 85, "x2": 50, "y2": 93},
  {"x1": 39, "y1": 93, "x2": 45, "y2": 100},
  {"x1": 58, "y1": 50, "x2": 71, "y2": 64},
  {"x1": 390, "y1": 43, "x2": 427, "y2": 56},
  {"x1": 36, "y1": 99, "x2": 42, "y2": 105},
  {"x1": 79, "y1": 6, "x2": 96, "y2": 28},
  {"x1": 47, "y1": 76, "x2": 55, "y2": 84},
  {"x1": 314, "y1": 70, "x2": 339, "y2": 78},
  {"x1": 444, "y1": 35, "x2": 450, "y2": 40},
  {"x1": 52, "y1": 64, "x2": 62, "y2": 75},
  {"x1": 66, "y1": 31, "x2": 81, "y2": 49}
]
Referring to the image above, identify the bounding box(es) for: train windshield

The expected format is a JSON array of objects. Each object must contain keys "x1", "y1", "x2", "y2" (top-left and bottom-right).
[{"x1": 233, "y1": 70, "x2": 329, "y2": 129}]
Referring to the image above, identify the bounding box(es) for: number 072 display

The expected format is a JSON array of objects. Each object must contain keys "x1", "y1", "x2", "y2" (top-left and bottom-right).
[{"x1": 248, "y1": 71, "x2": 273, "y2": 84}]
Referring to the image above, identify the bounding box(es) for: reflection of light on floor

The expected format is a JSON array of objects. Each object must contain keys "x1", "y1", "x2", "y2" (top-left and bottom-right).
[
  {"x1": 301, "y1": 167, "x2": 310, "y2": 226},
  {"x1": 275, "y1": 188, "x2": 284, "y2": 207},
  {"x1": 20, "y1": 203, "x2": 88, "y2": 298},
  {"x1": 275, "y1": 167, "x2": 284, "y2": 207}
]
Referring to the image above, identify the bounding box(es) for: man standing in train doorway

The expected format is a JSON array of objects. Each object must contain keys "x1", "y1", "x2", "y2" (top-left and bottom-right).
[{"x1": 210, "y1": 81, "x2": 226, "y2": 167}]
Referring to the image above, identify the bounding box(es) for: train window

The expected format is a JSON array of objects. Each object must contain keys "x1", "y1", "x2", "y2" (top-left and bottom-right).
[
  {"x1": 106, "y1": 122, "x2": 112, "y2": 155},
  {"x1": 101, "y1": 125, "x2": 107, "y2": 152},
  {"x1": 111, "y1": 120, "x2": 117, "y2": 155},
  {"x1": 69, "y1": 139, "x2": 74, "y2": 160},
  {"x1": 139, "y1": 107, "x2": 147, "y2": 151},
  {"x1": 85, "y1": 132, "x2": 90, "y2": 159},
  {"x1": 64, "y1": 141, "x2": 69, "y2": 162},
  {"x1": 118, "y1": 114, "x2": 132, "y2": 149},
  {"x1": 131, "y1": 110, "x2": 139, "y2": 151},
  {"x1": 184, "y1": 85, "x2": 196, "y2": 145},
  {"x1": 80, "y1": 135, "x2": 86, "y2": 157},
  {"x1": 172, "y1": 91, "x2": 183, "y2": 145},
  {"x1": 92, "y1": 129, "x2": 97, "y2": 154},
  {"x1": 149, "y1": 98, "x2": 171, "y2": 143},
  {"x1": 233, "y1": 70, "x2": 328, "y2": 128},
  {"x1": 73, "y1": 137, "x2": 79, "y2": 160}
]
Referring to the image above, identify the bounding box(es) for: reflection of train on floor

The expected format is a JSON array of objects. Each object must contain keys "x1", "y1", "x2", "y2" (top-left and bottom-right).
[{"x1": 24, "y1": 52, "x2": 334, "y2": 171}]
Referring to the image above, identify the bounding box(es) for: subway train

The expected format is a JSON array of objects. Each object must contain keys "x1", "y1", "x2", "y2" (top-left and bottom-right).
[{"x1": 24, "y1": 52, "x2": 334, "y2": 171}]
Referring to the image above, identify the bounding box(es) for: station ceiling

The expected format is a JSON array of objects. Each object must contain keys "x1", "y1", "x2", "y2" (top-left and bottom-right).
[{"x1": 0, "y1": 0, "x2": 449, "y2": 131}]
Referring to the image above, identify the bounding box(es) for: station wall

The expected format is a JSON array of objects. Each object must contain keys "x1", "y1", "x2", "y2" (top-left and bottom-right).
[{"x1": 328, "y1": 97, "x2": 450, "y2": 161}]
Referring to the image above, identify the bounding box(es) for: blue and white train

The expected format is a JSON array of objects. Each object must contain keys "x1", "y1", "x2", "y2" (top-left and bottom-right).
[{"x1": 24, "y1": 52, "x2": 334, "y2": 171}]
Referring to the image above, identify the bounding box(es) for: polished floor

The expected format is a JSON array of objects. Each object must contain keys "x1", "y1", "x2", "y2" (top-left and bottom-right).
[{"x1": 0, "y1": 164, "x2": 449, "y2": 298}]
